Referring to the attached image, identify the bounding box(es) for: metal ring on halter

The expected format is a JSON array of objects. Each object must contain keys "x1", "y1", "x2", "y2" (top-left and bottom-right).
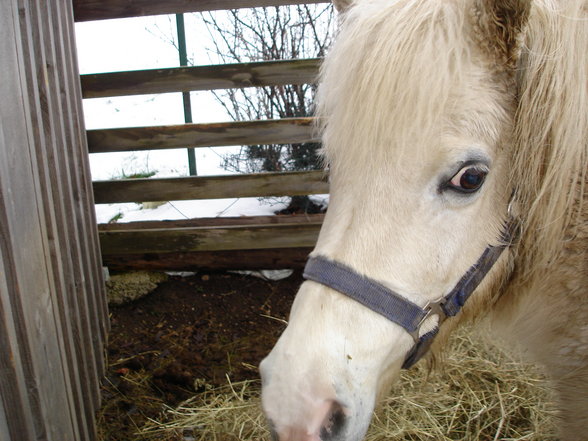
[{"x1": 408, "y1": 297, "x2": 448, "y2": 343}]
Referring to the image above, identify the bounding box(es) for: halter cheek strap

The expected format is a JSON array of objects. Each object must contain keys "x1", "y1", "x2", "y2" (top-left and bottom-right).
[{"x1": 302, "y1": 224, "x2": 514, "y2": 369}]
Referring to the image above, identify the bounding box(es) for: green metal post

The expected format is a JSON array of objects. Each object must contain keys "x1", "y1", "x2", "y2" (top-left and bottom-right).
[{"x1": 176, "y1": 13, "x2": 197, "y2": 176}]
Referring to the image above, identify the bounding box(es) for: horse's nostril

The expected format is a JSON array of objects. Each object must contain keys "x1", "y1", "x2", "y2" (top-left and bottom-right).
[{"x1": 319, "y1": 401, "x2": 347, "y2": 440}]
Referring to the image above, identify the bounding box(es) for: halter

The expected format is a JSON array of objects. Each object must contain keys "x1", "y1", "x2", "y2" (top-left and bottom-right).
[{"x1": 303, "y1": 222, "x2": 516, "y2": 369}]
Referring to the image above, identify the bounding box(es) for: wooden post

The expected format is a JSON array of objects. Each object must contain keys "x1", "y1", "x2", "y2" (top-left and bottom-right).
[{"x1": 0, "y1": 1, "x2": 107, "y2": 440}]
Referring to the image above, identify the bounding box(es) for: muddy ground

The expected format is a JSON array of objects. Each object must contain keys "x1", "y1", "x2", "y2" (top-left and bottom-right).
[{"x1": 98, "y1": 270, "x2": 302, "y2": 441}]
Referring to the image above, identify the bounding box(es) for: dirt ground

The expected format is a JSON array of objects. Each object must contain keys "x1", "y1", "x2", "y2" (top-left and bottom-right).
[{"x1": 98, "y1": 270, "x2": 302, "y2": 441}]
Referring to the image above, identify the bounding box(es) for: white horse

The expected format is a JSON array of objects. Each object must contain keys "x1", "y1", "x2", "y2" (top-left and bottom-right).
[{"x1": 260, "y1": 0, "x2": 587, "y2": 440}]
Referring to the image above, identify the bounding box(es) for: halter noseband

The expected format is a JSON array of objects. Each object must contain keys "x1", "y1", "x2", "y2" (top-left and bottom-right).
[{"x1": 302, "y1": 222, "x2": 515, "y2": 369}]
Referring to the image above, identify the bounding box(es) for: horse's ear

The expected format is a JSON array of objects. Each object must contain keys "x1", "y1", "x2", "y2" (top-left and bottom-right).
[
  {"x1": 473, "y1": 0, "x2": 532, "y2": 67},
  {"x1": 332, "y1": 0, "x2": 353, "y2": 13}
]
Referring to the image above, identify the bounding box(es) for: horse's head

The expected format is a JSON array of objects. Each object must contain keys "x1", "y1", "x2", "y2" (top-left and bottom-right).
[{"x1": 260, "y1": 0, "x2": 532, "y2": 440}]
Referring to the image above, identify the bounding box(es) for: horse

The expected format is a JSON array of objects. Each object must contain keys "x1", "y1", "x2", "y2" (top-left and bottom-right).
[{"x1": 259, "y1": 0, "x2": 587, "y2": 440}]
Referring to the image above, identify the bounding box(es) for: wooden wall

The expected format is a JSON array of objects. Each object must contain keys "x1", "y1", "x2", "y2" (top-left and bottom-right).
[
  {"x1": 0, "y1": 1, "x2": 108, "y2": 440},
  {"x1": 75, "y1": 0, "x2": 331, "y2": 271}
]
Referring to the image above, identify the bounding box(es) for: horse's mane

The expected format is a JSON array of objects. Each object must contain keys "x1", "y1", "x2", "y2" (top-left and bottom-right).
[
  {"x1": 317, "y1": 0, "x2": 587, "y2": 283},
  {"x1": 511, "y1": 0, "x2": 587, "y2": 282}
]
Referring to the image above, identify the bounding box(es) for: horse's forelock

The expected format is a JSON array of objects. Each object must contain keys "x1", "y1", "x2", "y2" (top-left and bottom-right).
[{"x1": 317, "y1": 0, "x2": 471, "y2": 167}]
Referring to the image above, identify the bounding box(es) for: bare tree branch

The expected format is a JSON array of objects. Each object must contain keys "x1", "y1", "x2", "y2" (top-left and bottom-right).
[{"x1": 196, "y1": 5, "x2": 334, "y2": 176}]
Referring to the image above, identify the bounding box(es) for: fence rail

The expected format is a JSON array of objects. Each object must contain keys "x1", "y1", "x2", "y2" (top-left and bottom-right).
[
  {"x1": 101, "y1": 248, "x2": 314, "y2": 270},
  {"x1": 100, "y1": 217, "x2": 322, "y2": 254},
  {"x1": 73, "y1": 0, "x2": 328, "y2": 22},
  {"x1": 93, "y1": 170, "x2": 328, "y2": 203},
  {"x1": 100, "y1": 223, "x2": 319, "y2": 253},
  {"x1": 81, "y1": 59, "x2": 321, "y2": 98},
  {"x1": 87, "y1": 117, "x2": 318, "y2": 153},
  {"x1": 99, "y1": 215, "x2": 322, "y2": 269}
]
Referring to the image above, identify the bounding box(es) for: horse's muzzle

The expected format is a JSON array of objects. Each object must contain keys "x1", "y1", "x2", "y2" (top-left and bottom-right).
[{"x1": 265, "y1": 400, "x2": 348, "y2": 441}]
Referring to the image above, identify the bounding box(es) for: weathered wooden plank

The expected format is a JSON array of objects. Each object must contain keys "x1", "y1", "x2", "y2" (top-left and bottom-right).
[
  {"x1": 26, "y1": 1, "x2": 98, "y2": 436},
  {"x1": 1, "y1": 1, "x2": 107, "y2": 440},
  {"x1": 81, "y1": 59, "x2": 321, "y2": 99},
  {"x1": 93, "y1": 170, "x2": 328, "y2": 203},
  {"x1": 99, "y1": 213, "x2": 324, "y2": 230},
  {"x1": 58, "y1": 0, "x2": 110, "y2": 348},
  {"x1": 99, "y1": 216, "x2": 323, "y2": 270},
  {"x1": 0, "y1": 382, "x2": 15, "y2": 441},
  {"x1": 100, "y1": 222, "x2": 322, "y2": 254},
  {"x1": 73, "y1": 0, "x2": 328, "y2": 22},
  {"x1": 99, "y1": 215, "x2": 322, "y2": 269},
  {"x1": 57, "y1": 0, "x2": 109, "y2": 340},
  {"x1": 1, "y1": 2, "x2": 86, "y2": 439},
  {"x1": 50, "y1": 0, "x2": 107, "y2": 421},
  {"x1": 48, "y1": 4, "x2": 97, "y2": 426},
  {"x1": 87, "y1": 117, "x2": 319, "y2": 153},
  {"x1": 0, "y1": 226, "x2": 36, "y2": 441},
  {"x1": 5, "y1": 2, "x2": 82, "y2": 440},
  {"x1": 102, "y1": 248, "x2": 313, "y2": 270}
]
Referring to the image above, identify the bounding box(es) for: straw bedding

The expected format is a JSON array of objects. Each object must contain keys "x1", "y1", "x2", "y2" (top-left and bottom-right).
[{"x1": 140, "y1": 326, "x2": 555, "y2": 441}]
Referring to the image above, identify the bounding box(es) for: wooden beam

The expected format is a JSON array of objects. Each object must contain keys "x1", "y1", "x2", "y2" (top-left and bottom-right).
[
  {"x1": 99, "y1": 216, "x2": 323, "y2": 269},
  {"x1": 2, "y1": 0, "x2": 107, "y2": 438},
  {"x1": 74, "y1": 0, "x2": 328, "y2": 22},
  {"x1": 99, "y1": 221, "x2": 322, "y2": 254},
  {"x1": 81, "y1": 59, "x2": 321, "y2": 99},
  {"x1": 93, "y1": 170, "x2": 329, "y2": 203},
  {"x1": 99, "y1": 213, "x2": 325, "y2": 230},
  {"x1": 101, "y1": 248, "x2": 314, "y2": 270},
  {"x1": 87, "y1": 117, "x2": 319, "y2": 153}
]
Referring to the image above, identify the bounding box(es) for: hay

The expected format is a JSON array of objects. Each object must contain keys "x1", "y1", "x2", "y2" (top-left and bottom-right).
[
  {"x1": 141, "y1": 327, "x2": 556, "y2": 441},
  {"x1": 141, "y1": 380, "x2": 267, "y2": 441}
]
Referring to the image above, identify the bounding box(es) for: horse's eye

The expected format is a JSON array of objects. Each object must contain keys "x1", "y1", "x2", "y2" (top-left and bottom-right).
[{"x1": 448, "y1": 166, "x2": 488, "y2": 193}]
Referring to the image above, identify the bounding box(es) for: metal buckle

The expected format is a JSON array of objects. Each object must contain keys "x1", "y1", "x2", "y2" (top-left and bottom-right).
[
  {"x1": 403, "y1": 298, "x2": 448, "y2": 369},
  {"x1": 408, "y1": 297, "x2": 448, "y2": 343}
]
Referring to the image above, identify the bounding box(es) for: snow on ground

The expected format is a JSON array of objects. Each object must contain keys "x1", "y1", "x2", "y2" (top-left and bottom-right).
[
  {"x1": 95, "y1": 195, "x2": 328, "y2": 224},
  {"x1": 95, "y1": 198, "x2": 287, "y2": 224},
  {"x1": 76, "y1": 15, "x2": 327, "y2": 224}
]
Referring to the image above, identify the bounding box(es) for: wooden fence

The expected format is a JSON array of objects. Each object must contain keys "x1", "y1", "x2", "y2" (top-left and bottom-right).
[
  {"x1": 75, "y1": 0, "x2": 331, "y2": 271},
  {"x1": 0, "y1": 1, "x2": 108, "y2": 440},
  {"x1": 0, "y1": 1, "x2": 330, "y2": 439}
]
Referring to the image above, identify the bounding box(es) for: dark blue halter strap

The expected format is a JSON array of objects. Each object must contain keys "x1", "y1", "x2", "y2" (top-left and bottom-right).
[
  {"x1": 303, "y1": 257, "x2": 427, "y2": 334},
  {"x1": 302, "y1": 226, "x2": 513, "y2": 369}
]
